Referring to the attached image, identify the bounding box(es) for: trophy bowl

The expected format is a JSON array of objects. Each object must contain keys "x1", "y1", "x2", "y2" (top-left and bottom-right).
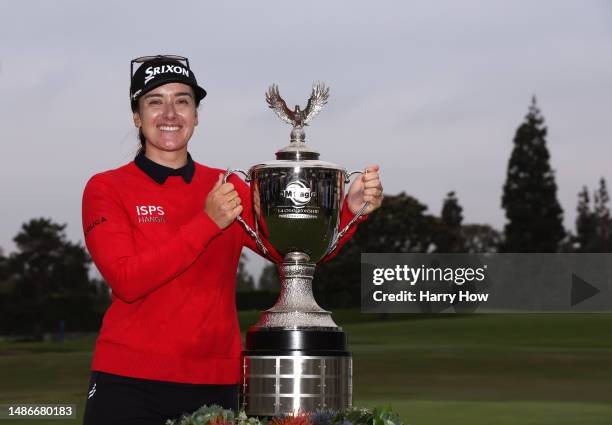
[
  {"x1": 225, "y1": 83, "x2": 367, "y2": 416},
  {"x1": 253, "y1": 162, "x2": 344, "y2": 264}
]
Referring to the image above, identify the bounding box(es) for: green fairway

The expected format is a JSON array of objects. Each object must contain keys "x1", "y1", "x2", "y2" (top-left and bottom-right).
[
  {"x1": 1, "y1": 314, "x2": 611, "y2": 424},
  {"x1": 0, "y1": 336, "x2": 95, "y2": 424},
  {"x1": 355, "y1": 400, "x2": 612, "y2": 425},
  {"x1": 344, "y1": 314, "x2": 612, "y2": 424}
]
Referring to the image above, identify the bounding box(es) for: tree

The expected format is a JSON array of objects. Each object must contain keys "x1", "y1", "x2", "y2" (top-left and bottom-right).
[
  {"x1": 0, "y1": 247, "x2": 11, "y2": 303},
  {"x1": 593, "y1": 178, "x2": 611, "y2": 250},
  {"x1": 0, "y1": 247, "x2": 7, "y2": 282},
  {"x1": 501, "y1": 96, "x2": 565, "y2": 252},
  {"x1": 460, "y1": 224, "x2": 502, "y2": 253},
  {"x1": 313, "y1": 192, "x2": 439, "y2": 308},
  {"x1": 1, "y1": 218, "x2": 100, "y2": 336},
  {"x1": 236, "y1": 253, "x2": 255, "y2": 291},
  {"x1": 436, "y1": 191, "x2": 465, "y2": 252},
  {"x1": 573, "y1": 178, "x2": 612, "y2": 252},
  {"x1": 575, "y1": 186, "x2": 596, "y2": 252},
  {"x1": 346, "y1": 192, "x2": 439, "y2": 253}
]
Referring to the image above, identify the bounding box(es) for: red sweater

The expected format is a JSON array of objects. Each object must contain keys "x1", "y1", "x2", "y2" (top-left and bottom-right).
[{"x1": 82, "y1": 159, "x2": 364, "y2": 384}]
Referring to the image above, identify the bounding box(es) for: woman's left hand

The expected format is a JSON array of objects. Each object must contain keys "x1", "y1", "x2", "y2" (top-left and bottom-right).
[{"x1": 347, "y1": 165, "x2": 384, "y2": 215}]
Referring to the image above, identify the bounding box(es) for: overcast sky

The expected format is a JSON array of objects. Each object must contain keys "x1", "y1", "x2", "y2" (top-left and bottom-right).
[{"x1": 1, "y1": 1, "x2": 611, "y2": 277}]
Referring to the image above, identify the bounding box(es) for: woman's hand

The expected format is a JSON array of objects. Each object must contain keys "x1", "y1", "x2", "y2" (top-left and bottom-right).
[
  {"x1": 205, "y1": 174, "x2": 243, "y2": 229},
  {"x1": 346, "y1": 165, "x2": 384, "y2": 215}
]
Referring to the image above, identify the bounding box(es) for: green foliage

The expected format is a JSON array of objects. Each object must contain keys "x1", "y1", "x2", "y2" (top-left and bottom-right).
[
  {"x1": 436, "y1": 191, "x2": 465, "y2": 253},
  {"x1": 574, "y1": 186, "x2": 595, "y2": 251},
  {"x1": 460, "y1": 224, "x2": 502, "y2": 253},
  {"x1": 573, "y1": 178, "x2": 612, "y2": 252},
  {"x1": 371, "y1": 406, "x2": 404, "y2": 425},
  {"x1": 0, "y1": 218, "x2": 104, "y2": 336},
  {"x1": 166, "y1": 404, "x2": 257, "y2": 425},
  {"x1": 350, "y1": 192, "x2": 438, "y2": 253},
  {"x1": 501, "y1": 96, "x2": 565, "y2": 252},
  {"x1": 441, "y1": 191, "x2": 463, "y2": 229},
  {"x1": 0, "y1": 249, "x2": 10, "y2": 294},
  {"x1": 165, "y1": 405, "x2": 404, "y2": 425}
]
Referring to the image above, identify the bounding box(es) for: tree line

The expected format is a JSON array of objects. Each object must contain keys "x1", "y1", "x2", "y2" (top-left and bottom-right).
[
  {"x1": 1, "y1": 96, "x2": 610, "y2": 334},
  {"x1": 0, "y1": 219, "x2": 110, "y2": 337}
]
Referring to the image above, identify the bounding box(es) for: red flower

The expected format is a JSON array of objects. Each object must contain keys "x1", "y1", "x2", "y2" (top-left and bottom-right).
[{"x1": 268, "y1": 413, "x2": 310, "y2": 425}]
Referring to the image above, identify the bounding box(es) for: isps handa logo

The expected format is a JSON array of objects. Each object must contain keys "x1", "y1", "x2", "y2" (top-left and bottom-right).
[
  {"x1": 136, "y1": 205, "x2": 166, "y2": 224},
  {"x1": 281, "y1": 180, "x2": 316, "y2": 208}
]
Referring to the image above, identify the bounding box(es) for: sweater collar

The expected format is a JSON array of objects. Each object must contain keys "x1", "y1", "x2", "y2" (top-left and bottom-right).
[{"x1": 134, "y1": 152, "x2": 195, "y2": 185}]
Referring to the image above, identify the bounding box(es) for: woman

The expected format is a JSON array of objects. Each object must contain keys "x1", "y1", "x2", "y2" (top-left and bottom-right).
[{"x1": 81, "y1": 55, "x2": 383, "y2": 425}]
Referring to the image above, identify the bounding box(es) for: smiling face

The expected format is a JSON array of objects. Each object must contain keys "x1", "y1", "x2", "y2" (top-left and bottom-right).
[{"x1": 133, "y1": 82, "x2": 198, "y2": 155}]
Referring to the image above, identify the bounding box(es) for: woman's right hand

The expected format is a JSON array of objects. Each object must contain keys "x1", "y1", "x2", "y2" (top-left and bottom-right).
[{"x1": 204, "y1": 174, "x2": 243, "y2": 229}]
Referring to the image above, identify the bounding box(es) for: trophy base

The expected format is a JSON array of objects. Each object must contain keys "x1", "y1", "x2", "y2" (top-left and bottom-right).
[
  {"x1": 254, "y1": 311, "x2": 338, "y2": 329},
  {"x1": 241, "y1": 328, "x2": 352, "y2": 416}
]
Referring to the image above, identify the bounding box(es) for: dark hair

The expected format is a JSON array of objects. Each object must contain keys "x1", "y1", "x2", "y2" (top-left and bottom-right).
[{"x1": 132, "y1": 88, "x2": 200, "y2": 157}]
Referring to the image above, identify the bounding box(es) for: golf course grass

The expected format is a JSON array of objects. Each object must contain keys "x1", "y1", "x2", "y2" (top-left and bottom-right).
[{"x1": 0, "y1": 312, "x2": 611, "y2": 424}]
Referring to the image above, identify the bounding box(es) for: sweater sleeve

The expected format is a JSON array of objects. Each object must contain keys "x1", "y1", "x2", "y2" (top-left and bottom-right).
[{"x1": 82, "y1": 175, "x2": 222, "y2": 303}]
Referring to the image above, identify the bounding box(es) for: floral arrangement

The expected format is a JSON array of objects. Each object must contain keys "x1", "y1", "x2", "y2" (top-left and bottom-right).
[{"x1": 166, "y1": 405, "x2": 405, "y2": 425}]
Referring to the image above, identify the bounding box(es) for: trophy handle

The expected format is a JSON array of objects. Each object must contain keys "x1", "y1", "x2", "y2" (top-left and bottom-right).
[
  {"x1": 325, "y1": 170, "x2": 370, "y2": 257},
  {"x1": 223, "y1": 169, "x2": 270, "y2": 257}
]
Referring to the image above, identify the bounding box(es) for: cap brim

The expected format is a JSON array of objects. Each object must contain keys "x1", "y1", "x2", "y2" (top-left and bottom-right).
[{"x1": 135, "y1": 76, "x2": 207, "y2": 102}]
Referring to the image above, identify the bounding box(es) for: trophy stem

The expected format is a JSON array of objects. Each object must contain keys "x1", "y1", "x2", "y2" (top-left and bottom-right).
[
  {"x1": 290, "y1": 126, "x2": 306, "y2": 143},
  {"x1": 253, "y1": 252, "x2": 339, "y2": 329}
]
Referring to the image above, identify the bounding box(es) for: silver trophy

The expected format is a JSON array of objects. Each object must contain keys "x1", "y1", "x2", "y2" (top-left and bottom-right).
[{"x1": 225, "y1": 83, "x2": 367, "y2": 416}]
